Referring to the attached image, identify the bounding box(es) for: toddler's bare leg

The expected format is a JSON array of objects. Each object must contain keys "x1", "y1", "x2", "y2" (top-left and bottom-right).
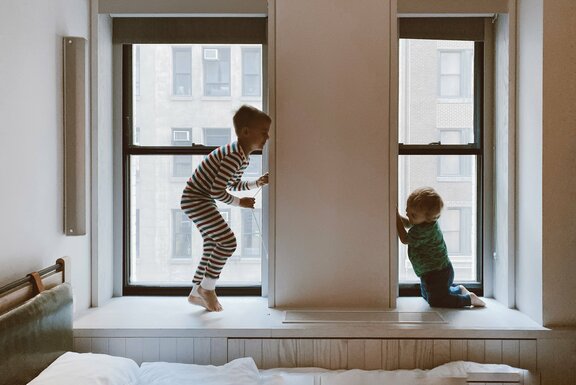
[{"x1": 198, "y1": 286, "x2": 223, "y2": 312}]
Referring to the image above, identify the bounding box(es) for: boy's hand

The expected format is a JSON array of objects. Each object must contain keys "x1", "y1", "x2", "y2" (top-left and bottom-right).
[
  {"x1": 256, "y1": 172, "x2": 269, "y2": 187},
  {"x1": 240, "y1": 197, "x2": 256, "y2": 209}
]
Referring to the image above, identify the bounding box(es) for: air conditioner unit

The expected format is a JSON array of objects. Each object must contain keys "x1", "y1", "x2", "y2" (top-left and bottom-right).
[
  {"x1": 173, "y1": 130, "x2": 190, "y2": 142},
  {"x1": 204, "y1": 48, "x2": 219, "y2": 60}
]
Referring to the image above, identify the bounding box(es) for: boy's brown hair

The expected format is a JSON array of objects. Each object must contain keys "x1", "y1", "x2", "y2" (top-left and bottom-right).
[
  {"x1": 407, "y1": 187, "x2": 444, "y2": 222},
  {"x1": 233, "y1": 105, "x2": 271, "y2": 135}
]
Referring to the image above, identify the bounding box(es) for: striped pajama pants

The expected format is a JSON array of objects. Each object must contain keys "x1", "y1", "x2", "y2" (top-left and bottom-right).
[{"x1": 181, "y1": 188, "x2": 237, "y2": 285}]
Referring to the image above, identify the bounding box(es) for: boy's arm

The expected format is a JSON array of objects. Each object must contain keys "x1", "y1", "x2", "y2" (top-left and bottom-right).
[{"x1": 396, "y1": 211, "x2": 409, "y2": 244}]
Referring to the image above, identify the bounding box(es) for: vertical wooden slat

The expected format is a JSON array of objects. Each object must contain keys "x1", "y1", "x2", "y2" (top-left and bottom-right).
[
  {"x1": 176, "y1": 338, "x2": 195, "y2": 364},
  {"x1": 90, "y1": 338, "x2": 109, "y2": 354},
  {"x1": 296, "y1": 339, "x2": 314, "y2": 367},
  {"x1": 109, "y1": 338, "x2": 127, "y2": 357},
  {"x1": 519, "y1": 340, "x2": 537, "y2": 371},
  {"x1": 347, "y1": 340, "x2": 365, "y2": 369},
  {"x1": 382, "y1": 339, "x2": 399, "y2": 370},
  {"x1": 330, "y1": 340, "x2": 347, "y2": 369},
  {"x1": 245, "y1": 339, "x2": 263, "y2": 368},
  {"x1": 125, "y1": 338, "x2": 144, "y2": 364},
  {"x1": 228, "y1": 339, "x2": 245, "y2": 362},
  {"x1": 262, "y1": 339, "x2": 280, "y2": 369},
  {"x1": 450, "y1": 339, "x2": 468, "y2": 361},
  {"x1": 142, "y1": 338, "x2": 160, "y2": 362},
  {"x1": 313, "y1": 339, "x2": 331, "y2": 369},
  {"x1": 433, "y1": 339, "x2": 451, "y2": 367},
  {"x1": 211, "y1": 338, "x2": 228, "y2": 366},
  {"x1": 415, "y1": 340, "x2": 434, "y2": 369},
  {"x1": 159, "y1": 338, "x2": 177, "y2": 362},
  {"x1": 74, "y1": 337, "x2": 91, "y2": 353},
  {"x1": 279, "y1": 339, "x2": 297, "y2": 367},
  {"x1": 467, "y1": 340, "x2": 486, "y2": 363},
  {"x1": 193, "y1": 338, "x2": 211, "y2": 365},
  {"x1": 364, "y1": 340, "x2": 382, "y2": 370},
  {"x1": 502, "y1": 340, "x2": 520, "y2": 367},
  {"x1": 485, "y1": 339, "x2": 503, "y2": 364},
  {"x1": 399, "y1": 339, "x2": 416, "y2": 369}
]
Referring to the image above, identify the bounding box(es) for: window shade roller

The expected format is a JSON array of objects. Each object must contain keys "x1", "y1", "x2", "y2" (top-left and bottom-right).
[
  {"x1": 399, "y1": 17, "x2": 486, "y2": 41},
  {"x1": 113, "y1": 17, "x2": 267, "y2": 44}
]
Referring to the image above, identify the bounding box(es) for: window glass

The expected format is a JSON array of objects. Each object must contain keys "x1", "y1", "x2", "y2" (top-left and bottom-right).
[
  {"x1": 126, "y1": 43, "x2": 265, "y2": 290},
  {"x1": 399, "y1": 154, "x2": 478, "y2": 282},
  {"x1": 129, "y1": 155, "x2": 263, "y2": 286}
]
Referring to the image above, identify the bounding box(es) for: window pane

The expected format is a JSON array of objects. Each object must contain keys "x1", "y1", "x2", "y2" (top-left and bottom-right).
[
  {"x1": 203, "y1": 46, "x2": 231, "y2": 96},
  {"x1": 399, "y1": 39, "x2": 475, "y2": 144},
  {"x1": 132, "y1": 44, "x2": 263, "y2": 147},
  {"x1": 398, "y1": 155, "x2": 477, "y2": 282},
  {"x1": 242, "y1": 47, "x2": 262, "y2": 96},
  {"x1": 129, "y1": 155, "x2": 263, "y2": 286}
]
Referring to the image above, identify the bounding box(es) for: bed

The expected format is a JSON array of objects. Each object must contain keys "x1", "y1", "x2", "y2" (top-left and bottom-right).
[{"x1": 0, "y1": 260, "x2": 537, "y2": 385}]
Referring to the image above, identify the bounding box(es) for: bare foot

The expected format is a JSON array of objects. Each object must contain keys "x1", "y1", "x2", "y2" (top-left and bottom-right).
[
  {"x1": 470, "y1": 292, "x2": 486, "y2": 307},
  {"x1": 459, "y1": 285, "x2": 470, "y2": 295},
  {"x1": 187, "y1": 294, "x2": 208, "y2": 309},
  {"x1": 198, "y1": 286, "x2": 223, "y2": 312}
]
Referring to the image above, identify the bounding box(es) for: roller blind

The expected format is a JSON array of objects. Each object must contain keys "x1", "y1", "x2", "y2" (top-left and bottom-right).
[
  {"x1": 399, "y1": 17, "x2": 486, "y2": 41},
  {"x1": 113, "y1": 17, "x2": 267, "y2": 44}
]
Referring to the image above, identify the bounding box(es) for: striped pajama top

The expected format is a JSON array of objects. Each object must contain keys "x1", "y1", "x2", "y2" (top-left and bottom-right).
[{"x1": 184, "y1": 141, "x2": 258, "y2": 206}]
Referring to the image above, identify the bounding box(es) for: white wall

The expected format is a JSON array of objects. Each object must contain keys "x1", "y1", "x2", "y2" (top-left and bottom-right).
[
  {"x1": 272, "y1": 0, "x2": 392, "y2": 308},
  {"x1": 541, "y1": 0, "x2": 576, "y2": 327},
  {"x1": 515, "y1": 0, "x2": 543, "y2": 324},
  {"x1": 0, "y1": 0, "x2": 91, "y2": 311}
]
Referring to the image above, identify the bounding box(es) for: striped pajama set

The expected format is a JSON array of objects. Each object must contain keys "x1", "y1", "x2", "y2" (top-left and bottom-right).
[{"x1": 180, "y1": 141, "x2": 258, "y2": 290}]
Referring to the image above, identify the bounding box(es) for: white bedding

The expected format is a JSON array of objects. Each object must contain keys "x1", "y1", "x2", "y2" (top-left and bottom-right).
[{"x1": 27, "y1": 352, "x2": 522, "y2": 385}]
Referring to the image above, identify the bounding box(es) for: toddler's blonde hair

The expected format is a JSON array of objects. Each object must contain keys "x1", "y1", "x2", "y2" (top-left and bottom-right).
[{"x1": 407, "y1": 187, "x2": 444, "y2": 222}]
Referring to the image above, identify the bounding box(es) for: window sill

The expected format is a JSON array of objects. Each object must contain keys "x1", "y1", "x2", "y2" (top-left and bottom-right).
[{"x1": 74, "y1": 296, "x2": 549, "y2": 339}]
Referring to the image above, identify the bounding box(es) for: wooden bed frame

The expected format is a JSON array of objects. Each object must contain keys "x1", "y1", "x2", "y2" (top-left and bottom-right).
[{"x1": 0, "y1": 260, "x2": 538, "y2": 385}]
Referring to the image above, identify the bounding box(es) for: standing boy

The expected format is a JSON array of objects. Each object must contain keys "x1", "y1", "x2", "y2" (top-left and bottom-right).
[
  {"x1": 396, "y1": 187, "x2": 485, "y2": 308},
  {"x1": 181, "y1": 105, "x2": 270, "y2": 311}
]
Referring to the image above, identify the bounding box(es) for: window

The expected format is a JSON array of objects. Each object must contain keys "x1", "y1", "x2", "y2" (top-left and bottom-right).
[
  {"x1": 398, "y1": 18, "x2": 488, "y2": 294},
  {"x1": 172, "y1": 129, "x2": 192, "y2": 177},
  {"x1": 203, "y1": 128, "x2": 231, "y2": 147},
  {"x1": 120, "y1": 18, "x2": 266, "y2": 295},
  {"x1": 135, "y1": 46, "x2": 141, "y2": 96},
  {"x1": 242, "y1": 47, "x2": 262, "y2": 97},
  {"x1": 172, "y1": 46, "x2": 192, "y2": 96},
  {"x1": 437, "y1": 129, "x2": 472, "y2": 179},
  {"x1": 438, "y1": 49, "x2": 473, "y2": 99},
  {"x1": 172, "y1": 209, "x2": 192, "y2": 259},
  {"x1": 203, "y1": 46, "x2": 231, "y2": 97}
]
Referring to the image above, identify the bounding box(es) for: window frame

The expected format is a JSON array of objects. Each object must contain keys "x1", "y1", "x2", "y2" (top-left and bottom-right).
[
  {"x1": 398, "y1": 19, "x2": 487, "y2": 297},
  {"x1": 121, "y1": 45, "x2": 263, "y2": 297}
]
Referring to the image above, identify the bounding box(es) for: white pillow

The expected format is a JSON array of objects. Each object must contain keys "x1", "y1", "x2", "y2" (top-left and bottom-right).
[
  {"x1": 319, "y1": 368, "x2": 467, "y2": 385},
  {"x1": 138, "y1": 357, "x2": 261, "y2": 385},
  {"x1": 27, "y1": 352, "x2": 140, "y2": 385}
]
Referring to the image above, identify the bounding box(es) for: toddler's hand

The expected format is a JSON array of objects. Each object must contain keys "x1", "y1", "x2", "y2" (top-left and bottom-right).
[{"x1": 240, "y1": 197, "x2": 256, "y2": 209}]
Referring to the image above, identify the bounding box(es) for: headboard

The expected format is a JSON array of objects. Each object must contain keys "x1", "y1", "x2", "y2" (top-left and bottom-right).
[{"x1": 0, "y1": 260, "x2": 73, "y2": 385}]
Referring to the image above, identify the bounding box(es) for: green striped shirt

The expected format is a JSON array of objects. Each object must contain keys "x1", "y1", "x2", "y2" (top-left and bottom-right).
[{"x1": 407, "y1": 221, "x2": 450, "y2": 277}]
